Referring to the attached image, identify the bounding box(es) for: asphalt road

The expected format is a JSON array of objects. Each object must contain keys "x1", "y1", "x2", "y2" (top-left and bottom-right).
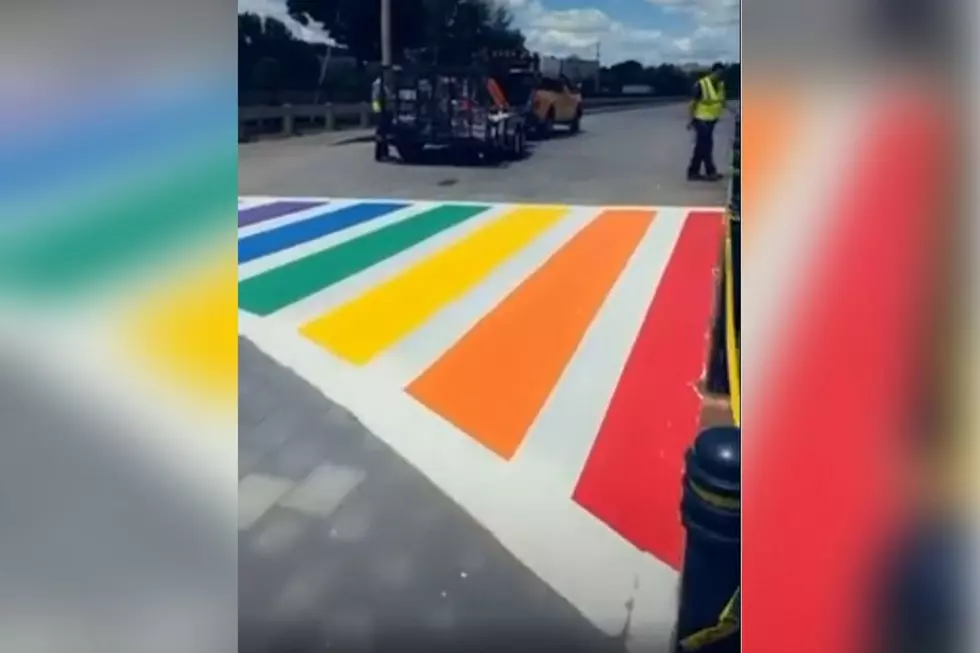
[
  {"x1": 237, "y1": 102, "x2": 734, "y2": 652},
  {"x1": 238, "y1": 102, "x2": 733, "y2": 207}
]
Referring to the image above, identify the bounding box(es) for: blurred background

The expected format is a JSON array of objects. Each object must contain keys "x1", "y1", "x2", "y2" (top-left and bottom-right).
[
  {"x1": 0, "y1": 1, "x2": 238, "y2": 652},
  {"x1": 741, "y1": 0, "x2": 975, "y2": 650},
  {"x1": 0, "y1": 0, "x2": 975, "y2": 652}
]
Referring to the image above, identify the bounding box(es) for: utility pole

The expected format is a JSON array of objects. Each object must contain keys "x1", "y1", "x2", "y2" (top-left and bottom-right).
[
  {"x1": 595, "y1": 41, "x2": 601, "y2": 90},
  {"x1": 381, "y1": 0, "x2": 393, "y2": 68}
]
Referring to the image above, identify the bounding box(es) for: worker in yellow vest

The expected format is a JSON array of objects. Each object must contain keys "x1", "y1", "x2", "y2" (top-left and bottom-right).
[
  {"x1": 687, "y1": 62, "x2": 727, "y2": 182},
  {"x1": 372, "y1": 75, "x2": 392, "y2": 161}
]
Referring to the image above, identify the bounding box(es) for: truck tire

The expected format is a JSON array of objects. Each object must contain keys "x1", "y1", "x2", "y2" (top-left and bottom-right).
[
  {"x1": 509, "y1": 127, "x2": 527, "y2": 160},
  {"x1": 540, "y1": 109, "x2": 555, "y2": 139},
  {"x1": 570, "y1": 107, "x2": 582, "y2": 134},
  {"x1": 395, "y1": 141, "x2": 423, "y2": 164}
]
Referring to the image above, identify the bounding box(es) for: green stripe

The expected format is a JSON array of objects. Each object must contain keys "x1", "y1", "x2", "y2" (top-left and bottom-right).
[
  {"x1": 0, "y1": 149, "x2": 236, "y2": 298},
  {"x1": 239, "y1": 203, "x2": 490, "y2": 316}
]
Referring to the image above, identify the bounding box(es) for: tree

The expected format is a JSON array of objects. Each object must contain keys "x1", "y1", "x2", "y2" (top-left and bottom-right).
[
  {"x1": 607, "y1": 60, "x2": 645, "y2": 85},
  {"x1": 239, "y1": 12, "x2": 326, "y2": 103},
  {"x1": 285, "y1": 0, "x2": 523, "y2": 65}
]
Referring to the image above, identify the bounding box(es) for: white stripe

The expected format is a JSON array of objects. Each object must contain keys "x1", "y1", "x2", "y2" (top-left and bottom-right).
[{"x1": 236, "y1": 197, "x2": 274, "y2": 211}]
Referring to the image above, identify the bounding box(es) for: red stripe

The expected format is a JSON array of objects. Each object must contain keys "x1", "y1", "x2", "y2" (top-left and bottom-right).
[
  {"x1": 573, "y1": 211, "x2": 725, "y2": 569},
  {"x1": 744, "y1": 97, "x2": 947, "y2": 653}
]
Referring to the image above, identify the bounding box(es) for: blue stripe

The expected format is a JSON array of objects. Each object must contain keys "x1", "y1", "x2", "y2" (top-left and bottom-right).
[
  {"x1": 238, "y1": 202, "x2": 408, "y2": 264},
  {"x1": 0, "y1": 83, "x2": 235, "y2": 206}
]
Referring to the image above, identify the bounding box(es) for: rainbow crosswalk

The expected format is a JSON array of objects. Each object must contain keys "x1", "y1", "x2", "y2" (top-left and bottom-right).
[{"x1": 238, "y1": 195, "x2": 726, "y2": 638}]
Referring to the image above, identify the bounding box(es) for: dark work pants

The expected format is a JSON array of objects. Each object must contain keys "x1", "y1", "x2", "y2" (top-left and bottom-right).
[
  {"x1": 374, "y1": 112, "x2": 390, "y2": 160},
  {"x1": 688, "y1": 118, "x2": 718, "y2": 177}
]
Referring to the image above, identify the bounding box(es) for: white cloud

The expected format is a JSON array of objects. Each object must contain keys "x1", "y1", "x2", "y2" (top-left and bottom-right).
[
  {"x1": 235, "y1": 0, "x2": 735, "y2": 64},
  {"x1": 647, "y1": 0, "x2": 740, "y2": 27},
  {"x1": 505, "y1": 0, "x2": 737, "y2": 64},
  {"x1": 237, "y1": 0, "x2": 340, "y2": 47}
]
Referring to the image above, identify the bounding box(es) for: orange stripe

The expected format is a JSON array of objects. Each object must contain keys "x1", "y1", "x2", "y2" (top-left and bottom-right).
[
  {"x1": 740, "y1": 87, "x2": 799, "y2": 248},
  {"x1": 407, "y1": 209, "x2": 655, "y2": 459}
]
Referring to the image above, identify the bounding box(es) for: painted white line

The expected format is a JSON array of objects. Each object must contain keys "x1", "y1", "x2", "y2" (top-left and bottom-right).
[
  {"x1": 511, "y1": 208, "x2": 688, "y2": 501},
  {"x1": 368, "y1": 207, "x2": 597, "y2": 387}
]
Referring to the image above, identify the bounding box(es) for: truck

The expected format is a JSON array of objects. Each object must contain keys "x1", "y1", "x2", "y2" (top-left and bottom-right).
[{"x1": 492, "y1": 49, "x2": 584, "y2": 138}]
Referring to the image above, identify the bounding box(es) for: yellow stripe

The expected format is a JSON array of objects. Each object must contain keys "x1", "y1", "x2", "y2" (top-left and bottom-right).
[
  {"x1": 691, "y1": 481, "x2": 740, "y2": 511},
  {"x1": 301, "y1": 205, "x2": 569, "y2": 364},
  {"x1": 121, "y1": 251, "x2": 238, "y2": 410},
  {"x1": 724, "y1": 213, "x2": 740, "y2": 427}
]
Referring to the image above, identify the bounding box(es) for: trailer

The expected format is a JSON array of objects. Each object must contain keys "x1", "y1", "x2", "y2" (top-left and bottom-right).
[{"x1": 381, "y1": 62, "x2": 528, "y2": 164}]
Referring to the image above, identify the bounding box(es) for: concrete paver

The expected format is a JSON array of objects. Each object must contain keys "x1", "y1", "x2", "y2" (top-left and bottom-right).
[{"x1": 238, "y1": 337, "x2": 627, "y2": 653}]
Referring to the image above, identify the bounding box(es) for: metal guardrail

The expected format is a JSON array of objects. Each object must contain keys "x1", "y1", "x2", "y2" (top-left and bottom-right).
[{"x1": 238, "y1": 96, "x2": 689, "y2": 140}]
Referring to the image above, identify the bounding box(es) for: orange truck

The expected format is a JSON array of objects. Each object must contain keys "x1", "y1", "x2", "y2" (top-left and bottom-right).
[
  {"x1": 528, "y1": 75, "x2": 583, "y2": 137},
  {"x1": 486, "y1": 49, "x2": 584, "y2": 139}
]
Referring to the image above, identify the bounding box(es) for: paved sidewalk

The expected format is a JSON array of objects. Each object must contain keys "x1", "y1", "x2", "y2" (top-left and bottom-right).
[{"x1": 238, "y1": 337, "x2": 626, "y2": 653}]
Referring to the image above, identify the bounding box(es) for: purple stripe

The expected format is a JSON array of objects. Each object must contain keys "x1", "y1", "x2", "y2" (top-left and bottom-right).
[{"x1": 238, "y1": 201, "x2": 326, "y2": 227}]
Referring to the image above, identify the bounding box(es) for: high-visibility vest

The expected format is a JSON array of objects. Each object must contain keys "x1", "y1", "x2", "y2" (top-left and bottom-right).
[
  {"x1": 694, "y1": 76, "x2": 725, "y2": 121},
  {"x1": 371, "y1": 78, "x2": 383, "y2": 113}
]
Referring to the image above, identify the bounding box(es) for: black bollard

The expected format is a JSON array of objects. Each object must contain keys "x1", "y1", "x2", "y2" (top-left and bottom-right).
[
  {"x1": 728, "y1": 172, "x2": 740, "y2": 217},
  {"x1": 728, "y1": 119, "x2": 741, "y2": 218},
  {"x1": 674, "y1": 426, "x2": 741, "y2": 652}
]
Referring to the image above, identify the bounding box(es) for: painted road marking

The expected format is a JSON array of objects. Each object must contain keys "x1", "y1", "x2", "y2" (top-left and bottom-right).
[
  {"x1": 509, "y1": 208, "x2": 691, "y2": 500},
  {"x1": 408, "y1": 209, "x2": 655, "y2": 460},
  {"x1": 300, "y1": 205, "x2": 569, "y2": 365},
  {"x1": 366, "y1": 207, "x2": 598, "y2": 388},
  {"x1": 237, "y1": 196, "x2": 726, "y2": 646},
  {"x1": 238, "y1": 201, "x2": 407, "y2": 265},
  {"x1": 239, "y1": 203, "x2": 490, "y2": 316},
  {"x1": 238, "y1": 200, "x2": 327, "y2": 228},
  {"x1": 574, "y1": 211, "x2": 725, "y2": 570}
]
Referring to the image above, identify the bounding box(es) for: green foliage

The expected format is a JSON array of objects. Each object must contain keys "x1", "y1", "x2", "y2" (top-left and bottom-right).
[{"x1": 238, "y1": 1, "x2": 739, "y2": 104}]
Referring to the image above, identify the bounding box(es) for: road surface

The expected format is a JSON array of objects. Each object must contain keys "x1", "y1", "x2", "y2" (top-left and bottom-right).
[
  {"x1": 239, "y1": 103, "x2": 732, "y2": 207},
  {"x1": 237, "y1": 103, "x2": 734, "y2": 652}
]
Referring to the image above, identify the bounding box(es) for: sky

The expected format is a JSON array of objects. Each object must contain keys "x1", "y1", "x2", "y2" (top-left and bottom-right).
[
  {"x1": 238, "y1": 0, "x2": 340, "y2": 46},
  {"x1": 237, "y1": 0, "x2": 740, "y2": 65}
]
